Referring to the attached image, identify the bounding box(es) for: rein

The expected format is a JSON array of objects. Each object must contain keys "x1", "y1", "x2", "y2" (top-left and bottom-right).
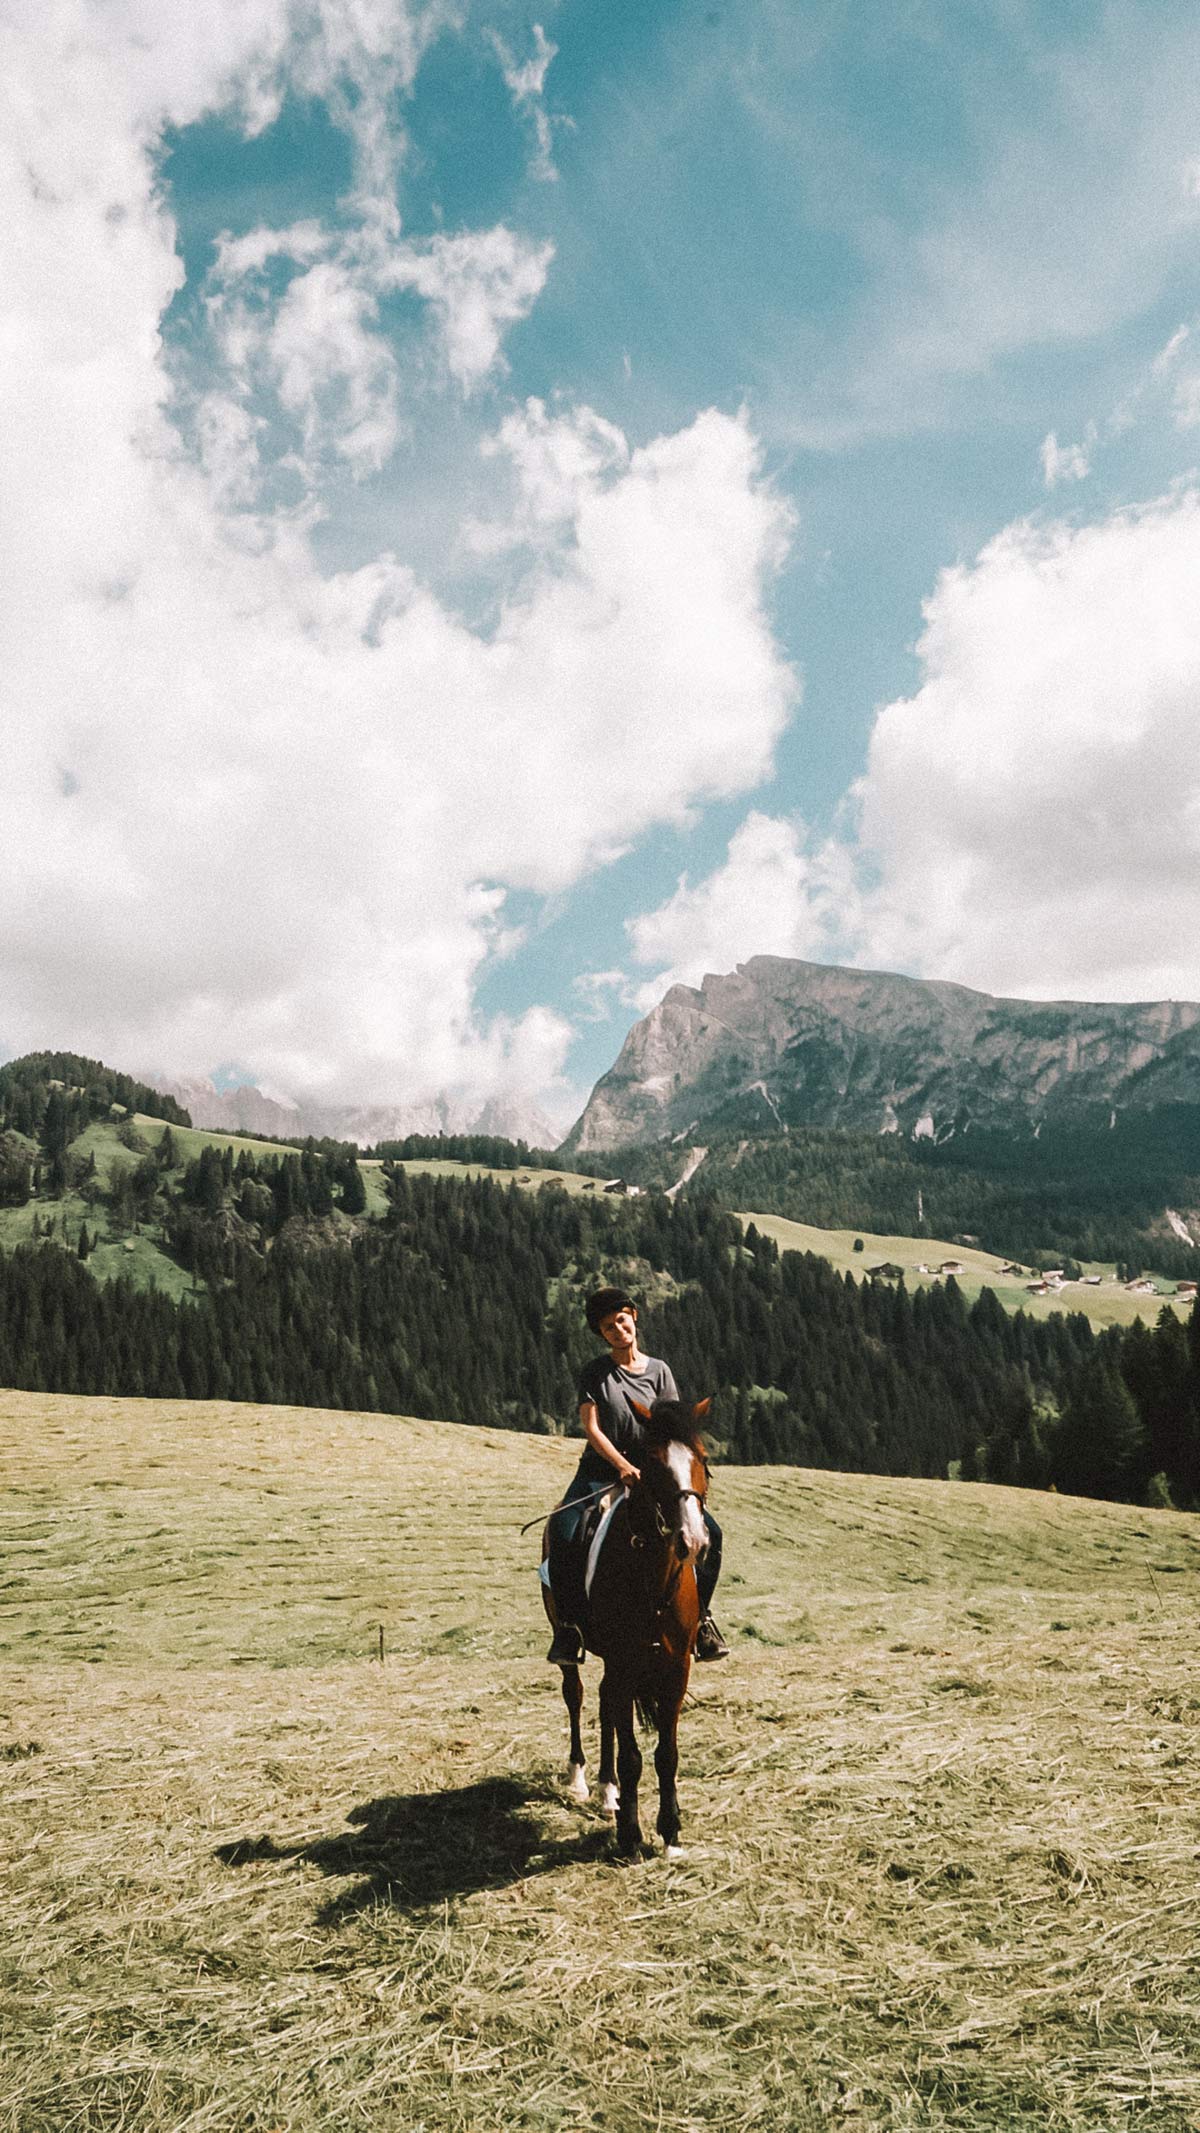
[
  {"x1": 520, "y1": 1448, "x2": 711, "y2": 1539},
  {"x1": 518, "y1": 1479, "x2": 615, "y2": 1536}
]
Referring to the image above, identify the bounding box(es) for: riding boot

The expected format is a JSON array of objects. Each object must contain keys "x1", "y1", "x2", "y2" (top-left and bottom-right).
[
  {"x1": 695, "y1": 1614, "x2": 729, "y2": 1661},
  {"x1": 546, "y1": 1620, "x2": 585, "y2": 1665}
]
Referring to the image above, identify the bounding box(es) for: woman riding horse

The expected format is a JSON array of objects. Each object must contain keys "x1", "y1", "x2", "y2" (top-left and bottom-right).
[
  {"x1": 544, "y1": 1287, "x2": 727, "y2": 1664},
  {"x1": 549, "y1": 1391, "x2": 715, "y2": 1855}
]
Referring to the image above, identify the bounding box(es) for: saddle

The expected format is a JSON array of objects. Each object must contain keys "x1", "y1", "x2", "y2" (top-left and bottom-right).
[{"x1": 580, "y1": 1484, "x2": 621, "y2": 1600}]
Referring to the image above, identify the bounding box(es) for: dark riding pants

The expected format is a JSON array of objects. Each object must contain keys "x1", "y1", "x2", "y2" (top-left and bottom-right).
[{"x1": 547, "y1": 1456, "x2": 723, "y2": 1624}]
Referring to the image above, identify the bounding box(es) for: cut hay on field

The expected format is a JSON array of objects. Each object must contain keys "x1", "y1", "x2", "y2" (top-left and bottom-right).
[{"x1": 2, "y1": 1391, "x2": 1199, "y2": 2130}]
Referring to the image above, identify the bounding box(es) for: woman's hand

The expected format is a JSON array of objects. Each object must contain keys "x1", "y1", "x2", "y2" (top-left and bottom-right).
[{"x1": 618, "y1": 1460, "x2": 640, "y2": 1486}]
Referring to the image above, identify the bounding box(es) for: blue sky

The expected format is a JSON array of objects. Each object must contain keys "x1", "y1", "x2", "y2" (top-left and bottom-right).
[{"x1": 5, "y1": 1, "x2": 1200, "y2": 1127}]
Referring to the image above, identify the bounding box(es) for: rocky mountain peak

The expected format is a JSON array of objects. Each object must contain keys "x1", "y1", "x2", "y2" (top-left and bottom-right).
[{"x1": 564, "y1": 957, "x2": 1200, "y2": 1151}]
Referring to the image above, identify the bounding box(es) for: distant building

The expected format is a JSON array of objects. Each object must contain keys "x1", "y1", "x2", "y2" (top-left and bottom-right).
[{"x1": 938, "y1": 1259, "x2": 964, "y2": 1275}]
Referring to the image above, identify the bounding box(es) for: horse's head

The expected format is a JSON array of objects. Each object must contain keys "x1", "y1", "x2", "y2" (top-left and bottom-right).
[{"x1": 629, "y1": 1397, "x2": 711, "y2": 1561}]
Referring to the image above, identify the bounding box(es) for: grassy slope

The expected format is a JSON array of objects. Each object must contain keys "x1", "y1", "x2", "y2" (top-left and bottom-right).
[
  {"x1": 2, "y1": 1389, "x2": 1199, "y2": 2131},
  {"x1": 740, "y1": 1210, "x2": 1191, "y2": 1330},
  {"x1": 358, "y1": 1153, "x2": 611, "y2": 1198}
]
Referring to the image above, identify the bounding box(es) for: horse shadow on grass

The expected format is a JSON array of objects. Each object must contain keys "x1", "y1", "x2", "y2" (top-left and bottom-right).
[{"x1": 216, "y1": 1775, "x2": 614, "y2": 1924}]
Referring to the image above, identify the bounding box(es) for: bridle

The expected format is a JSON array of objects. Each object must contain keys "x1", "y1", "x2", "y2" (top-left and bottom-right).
[{"x1": 635, "y1": 1448, "x2": 710, "y2": 1545}]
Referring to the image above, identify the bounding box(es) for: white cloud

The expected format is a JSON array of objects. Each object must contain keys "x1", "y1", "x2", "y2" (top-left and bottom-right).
[
  {"x1": 1142, "y1": 320, "x2": 1200, "y2": 431},
  {"x1": 473, "y1": 398, "x2": 629, "y2": 540},
  {"x1": 198, "y1": 216, "x2": 553, "y2": 493},
  {"x1": 850, "y1": 489, "x2": 1200, "y2": 1001},
  {"x1": 488, "y1": 21, "x2": 562, "y2": 183},
  {"x1": 0, "y1": 5, "x2": 795, "y2": 1113},
  {"x1": 1153, "y1": 324, "x2": 1191, "y2": 377},
  {"x1": 1040, "y1": 427, "x2": 1094, "y2": 489},
  {"x1": 626, "y1": 813, "x2": 852, "y2": 1010},
  {"x1": 384, "y1": 226, "x2": 554, "y2": 391},
  {"x1": 571, "y1": 970, "x2": 628, "y2": 1023}
]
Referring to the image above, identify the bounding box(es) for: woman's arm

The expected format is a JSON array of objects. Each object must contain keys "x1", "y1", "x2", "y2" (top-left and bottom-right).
[{"x1": 579, "y1": 1400, "x2": 640, "y2": 1484}]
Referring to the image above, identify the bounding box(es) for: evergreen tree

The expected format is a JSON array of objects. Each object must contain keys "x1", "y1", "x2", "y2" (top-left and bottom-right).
[{"x1": 1052, "y1": 1357, "x2": 1145, "y2": 1501}]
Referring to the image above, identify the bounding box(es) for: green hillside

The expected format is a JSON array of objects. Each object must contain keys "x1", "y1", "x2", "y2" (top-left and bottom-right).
[
  {"x1": 3, "y1": 1388, "x2": 1199, "y2": 2130},
  {"x1": 741, "y1": 1211, "x2": 1192, "y2": 1331}
]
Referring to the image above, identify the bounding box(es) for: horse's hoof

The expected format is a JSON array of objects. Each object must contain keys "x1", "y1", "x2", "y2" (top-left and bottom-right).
[
  {"x1": 664, "y1": 1843, "x2": 686, "y2": 1861},
  {"x1": 600, "y1": 1782, "x2": 619, "y2": 1816},
  {"x1": 565, "y1": 1763, "x2": 588, "y2": 1803}
]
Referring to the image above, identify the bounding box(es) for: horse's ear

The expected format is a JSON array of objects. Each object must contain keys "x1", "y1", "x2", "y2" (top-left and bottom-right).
[
  {"x1": 692, "y1": 1397, "x2": 711, "y2": 1419},
  {"x1": 629, "y1": 1398, "x2": 653, "y2": 1423}
]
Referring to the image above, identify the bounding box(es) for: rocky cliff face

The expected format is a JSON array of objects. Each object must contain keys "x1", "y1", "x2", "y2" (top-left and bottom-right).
[{"x1": 565, "y1": 958, "x2": 1200, "y2": 1152}]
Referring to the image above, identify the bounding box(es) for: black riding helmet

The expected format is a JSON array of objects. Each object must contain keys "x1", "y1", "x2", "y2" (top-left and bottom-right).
[{"x1": 584, "y1": 1287, "x2": 639, "y2": 1336}]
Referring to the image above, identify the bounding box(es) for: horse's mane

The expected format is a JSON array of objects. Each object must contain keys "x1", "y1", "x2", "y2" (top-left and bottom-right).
[{"x1": 640, "y1": 1397, "x2": 706, "y2": 1453}]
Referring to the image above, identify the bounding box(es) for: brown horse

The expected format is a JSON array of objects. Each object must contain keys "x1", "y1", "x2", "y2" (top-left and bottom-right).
[{"x1": 543, "y1": 1397, "x2": 711, "y2": 1857}]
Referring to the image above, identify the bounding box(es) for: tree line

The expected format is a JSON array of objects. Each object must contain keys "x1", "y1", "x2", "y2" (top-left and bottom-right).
[{"x1": 4, "y1": 1162, "x2": 1198, "y2": 1506}]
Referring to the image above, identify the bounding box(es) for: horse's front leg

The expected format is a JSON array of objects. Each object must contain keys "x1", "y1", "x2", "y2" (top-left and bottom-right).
[
  {"x1": 605, "y1": 1673, "x2": 643, "y2": 1855},
  {"x1": 654, "y1": 1684, "x2": 686, "y2": 1856},
  {"x1": 561, "y1": 1663, "x2": 588, "y2": 1802},
  {"x1": 596, "y1": 1676, "x2": 619, "y2": 1816}
]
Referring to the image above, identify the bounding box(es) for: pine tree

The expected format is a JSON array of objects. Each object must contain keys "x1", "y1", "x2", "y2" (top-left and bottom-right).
[{"x1": 1052, "y1": 1358, "x2": 1145, "y2": 1501}]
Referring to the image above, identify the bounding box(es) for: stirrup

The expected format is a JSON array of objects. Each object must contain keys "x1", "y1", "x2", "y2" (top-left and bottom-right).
[
  {"x1": 695, "y1": 1614, "x2": 729, "y2": 1661},
  {"x1": 547, "y1": 1622, "x2": 585, "y2": 1666}
]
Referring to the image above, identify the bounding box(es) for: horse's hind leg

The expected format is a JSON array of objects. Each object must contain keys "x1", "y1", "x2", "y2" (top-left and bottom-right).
[
  {"x1": 654, "y1": 1690, "x2": 685, "y2": 1856},
  {"x1": 561, "y1": 1664, "x2": 588, "y2": 1801}
]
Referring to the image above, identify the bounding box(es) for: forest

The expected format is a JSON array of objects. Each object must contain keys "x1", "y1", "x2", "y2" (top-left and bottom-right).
[
  {"x1": 2, "y1": 1049, "x2": 1200, "y2": 1511},
  {"x1": 613, "y1": 1113, "x2": 1200, "y2": 1279},
  {"x1": 0, "y1": 1151, "x2": 1197, "y2": 1510}
]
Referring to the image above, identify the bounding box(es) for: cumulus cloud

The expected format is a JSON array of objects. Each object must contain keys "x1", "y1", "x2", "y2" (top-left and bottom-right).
[
  {"x1": 626, "y1": 813, "x2": 853, "y2": 1010},
  {"x1": 851, "y1": 489, "x2": 1200, "y2": 1002},
  {"x1": 622, "y1": 484, "x2": 1200, "y2": 1023},
  {"x1": 0, "y1": 3, "x2": 795, "y2": 1113}
]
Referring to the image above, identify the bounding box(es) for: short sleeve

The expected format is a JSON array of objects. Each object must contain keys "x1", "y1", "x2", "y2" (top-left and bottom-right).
[
  {"x1": 658, "y1": 1360, "x2": 680, "y2": 1401},
  {"x1": 577, "y1": 1356, "x2": 603, "y2": 1408}
]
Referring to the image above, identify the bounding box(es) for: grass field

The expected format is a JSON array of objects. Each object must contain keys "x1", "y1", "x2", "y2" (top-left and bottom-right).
[
  {"x1": 358, "y1": 1155, "x2": 614, "y2": 1198},
  {"x1": 3, "y1": 1389, "x2": 1200, "y2": 2130},
  {"x1": 740, "y1": 1212, "x2": 1191, "y2": 1331}
]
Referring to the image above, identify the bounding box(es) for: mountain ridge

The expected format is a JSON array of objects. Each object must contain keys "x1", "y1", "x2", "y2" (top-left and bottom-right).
[
  {"x1": 153, "y1": 1075, "x2": 562, "y2": 1153},
  {"x1": 566, "y1": 955, "x2": 1200, "y2": 1151}
]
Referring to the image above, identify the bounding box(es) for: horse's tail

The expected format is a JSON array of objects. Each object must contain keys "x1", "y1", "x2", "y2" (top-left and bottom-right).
[{"x1": 634, "y1": 1690, "x2": 658, "y2": 1733}]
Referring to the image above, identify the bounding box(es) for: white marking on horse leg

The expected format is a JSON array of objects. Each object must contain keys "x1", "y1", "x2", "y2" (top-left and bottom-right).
[
  {"x1": 600, "y1": 1781, "x2": 619, "y2": 1816},
  {"x1": 664, "y1": 1843, "x2": 686, "y2": 1860},
  {"x1": 566, "y1": 1761, "x2": 589, "y2": 1802}
]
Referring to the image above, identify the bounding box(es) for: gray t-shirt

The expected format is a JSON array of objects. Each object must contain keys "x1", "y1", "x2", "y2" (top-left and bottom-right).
[{"x1": 577, "y1": 1352, "x2": 679, "y2": 1474}]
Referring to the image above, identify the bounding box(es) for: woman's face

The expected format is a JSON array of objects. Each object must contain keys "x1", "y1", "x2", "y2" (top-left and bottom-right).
[{"x1": 598, "y1": 1305, "x2": 637, "y2": 1351}]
